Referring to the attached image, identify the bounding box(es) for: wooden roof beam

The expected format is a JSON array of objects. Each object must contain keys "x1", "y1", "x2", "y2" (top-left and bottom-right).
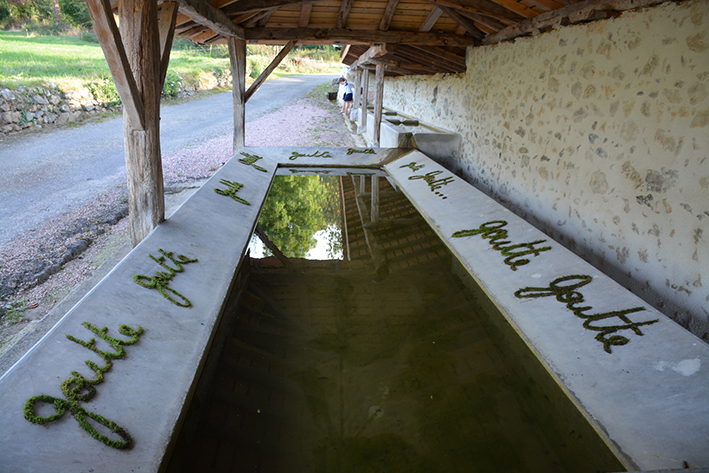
[
  {"x1": 483, "y1": 0, "x2": 670, "y2": 44},
  {"x1": 298, "y1": 4, "x2": 312, "y2": 27},
  {"x1": 437, "y1": 4, "x2": 484, "y2": 39},
  {"x1": 418, "y1": 6, "x2": 443, "y2": 32},
  {"x1": 337, "y1": 0, "x2": 354, "y2": 29},
  {"x1": 244, "y1": 28, "x2": 477, "y2": 46},
  {"x1": 428, "y1": 0, "x2": 526, "y2": 22},
  {"x1": 379, "y1": 0, "x2": 400, "y2": 31},
  {"x1": 174, "y1": 0, "x2": 244, "y2": 39},
  {"x1": 349, "y1": 44, "x2": 388, "y2": 70},
  {"x1": 450, "y1": 6, "x2": 508, "y2": 31},
  {"x1": 223, "y1": 0, "x2": 329, "y2": 16}
]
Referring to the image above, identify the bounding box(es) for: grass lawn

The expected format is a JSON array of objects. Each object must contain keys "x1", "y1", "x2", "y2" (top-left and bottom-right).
[{"x1": 0, "y1": 30, "x2": 342, "y2": 94}]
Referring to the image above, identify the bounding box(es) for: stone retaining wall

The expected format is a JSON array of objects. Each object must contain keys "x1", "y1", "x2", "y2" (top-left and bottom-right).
[{"x1": 0, "y1": 68, "x2": 232, "y2": 136}]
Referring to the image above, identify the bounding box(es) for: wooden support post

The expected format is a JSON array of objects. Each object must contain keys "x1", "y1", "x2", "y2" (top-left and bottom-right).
[
  {"x1": 371, "y1": 175, "x2": 379, "y2": 223},
  {"x1": 120, "y1": 0, "x2": 164, "y2": 247},
  {"x1": 373, "y1": 63, "x2": 384, "y2": 147},
  {"x1": 360, "y1": 69, "x2": 369, "y2": 132},
  {"x1": 353, "y1": 68, "x2": 362, "y2": 121},
  {"x1": 244, "y1": 40, "x2": 297, "y2": 102},
  {"x1": 228, "y1": 37, "x2": 246, "y2": 152}
]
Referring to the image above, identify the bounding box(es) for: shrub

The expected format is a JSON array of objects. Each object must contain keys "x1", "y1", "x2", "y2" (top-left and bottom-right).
[
  {"x1": 162, "y1": 70, "x2": 181, "y2": 99},
  {"x1": 86, "y1": 75, "x2": 120, "y2": 107}
]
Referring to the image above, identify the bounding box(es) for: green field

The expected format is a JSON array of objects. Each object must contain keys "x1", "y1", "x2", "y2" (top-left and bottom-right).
[{"x1": 0, "y1": 30, "x2": 341, "y2": 93}]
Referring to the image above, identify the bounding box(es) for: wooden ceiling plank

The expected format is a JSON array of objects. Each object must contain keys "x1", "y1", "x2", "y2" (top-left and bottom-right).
[
  {"x1": 418, "y1": 6, "x2": 443, "y2": 31},
  {"x1": 371, "y1": 56, "x2": 442, "y2": 74},
  {"x1": 337, "y1": 0, "x2": 355, "y2": 28},
  {"x1": 175, "y1": 0, "x2": 245, "y2": 38},
  {"x1": 298, "y1": 4, "x2": 313, "y2": 26},
  {"x1": 484, "y1": 0, "x2": 669, "y2": 44},
  {"x1": 379, "y1": 0, "x2": 400, "y2": 30},
  {"x1": 437, "y1": 4, "x2": 484, "y2": 39},
  {"x1": 404, "y1": 44, "x2": 466, "y2": 67},
  {"x1": 244, "y1": 27, "x2": 477, "y2": 46}
]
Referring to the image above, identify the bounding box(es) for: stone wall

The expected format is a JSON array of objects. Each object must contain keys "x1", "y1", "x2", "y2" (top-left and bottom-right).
[
  {"x1": 0, "y1": 68, "x2": 232, "y2": 136},
  {"x1": 382, "y1": 0, "x2": 709, "y2": 340}
]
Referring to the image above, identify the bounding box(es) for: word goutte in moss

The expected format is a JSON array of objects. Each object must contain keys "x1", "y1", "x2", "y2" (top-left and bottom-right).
[
  {"x1": 514, "y1": 275, "x2": 659, "y2": 353},
  {"x1": 214, "y1": 178, "x2": 250, "y2": 205},
  {"x1": 289, "y1": 150, "x2": 333, "y2": 160},
  {"x1": 346, "y1": 147, "x2": 376, "y2": 155},
  {"x1": 452, "y1": 220, "x2": 552, "y2": 271},
  {"x1": 23, "y1": 322, "x2": 144, "y2": 449},
  {"x1": 134, "y1": 249, "x2": 198, "y2": 307},
  {"x1": 238, "y1": 152, "x2": 268, "y2": 172},
  {"x1": 399, "y1": 161, "x2": 452, "y2": 199}
]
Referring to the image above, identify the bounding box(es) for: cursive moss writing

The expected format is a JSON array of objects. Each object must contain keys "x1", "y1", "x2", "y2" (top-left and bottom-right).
[
  {"x1": 238, "y1": 152, "x2": 268, "y2": 172},
  {"x1": 23, "y1": 322, "x2": 144, "y2": 449},
  {"x1": 289, "y1": 150, "x2": 333, "y2": 160},
  {"x1": 514, "y1": 275, "x2": 659, "y2": 353},
  {"x1": 214, "y1": 179, "x2": 250, "y2": 205},
  {"x1": 452, "y1": 220, "x2": 552, "y2": 271},
  {"x1": 347, "y1": 148, "x2": 376, "y2": 155},
  {"x1": 399, "y1": 161, "x2": 451, "y2": 199},
  {"x1": 134, "y1": 249, "x2": 198, "y2": 307}
]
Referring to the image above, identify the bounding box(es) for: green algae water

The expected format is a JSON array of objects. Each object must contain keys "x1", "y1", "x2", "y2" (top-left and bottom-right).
[{"x1": 166, "y1": 175, "x2": 626, "y2": 473}]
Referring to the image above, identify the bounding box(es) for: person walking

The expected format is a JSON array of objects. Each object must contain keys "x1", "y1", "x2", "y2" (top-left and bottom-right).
[{"x1": 339, "y1": 77, "x2": 354, "y2": 118}]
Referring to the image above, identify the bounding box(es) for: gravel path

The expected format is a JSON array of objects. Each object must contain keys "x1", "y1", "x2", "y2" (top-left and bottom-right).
[{"x1": 0, "y1": 84, "x2": 355, "y2": 356}]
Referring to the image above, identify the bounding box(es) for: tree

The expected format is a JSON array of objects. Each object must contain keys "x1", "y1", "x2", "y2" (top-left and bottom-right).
[{"x1": 257, "y1": 175, "x2": 340, "y2": 259}]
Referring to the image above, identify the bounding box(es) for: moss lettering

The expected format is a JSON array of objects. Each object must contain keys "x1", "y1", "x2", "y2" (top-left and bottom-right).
[
  {"x1": 514, "y1": 275, "x2": 659, "y2": 353},
  {"x1": 238, "y1": 152, "x2": 268, "y2": 172},
  {"x1": 347, "y1": 148, "x2": 376, "y2": 155},
  {"x1": 452, "y1": 220, "x2": 552, "y2": 271},
  {"x1": 214, "y1": 179, "x2": 250, "y2": 205},
  {"x1": 134, "y1": 249, "x2": 198, "y2": 307},
  {"x1": 289, "y1": 150, "x2": 333, "y2": 160},
  {"x1": 23, "y1": 322, "x2": 144, "y2": 449}
]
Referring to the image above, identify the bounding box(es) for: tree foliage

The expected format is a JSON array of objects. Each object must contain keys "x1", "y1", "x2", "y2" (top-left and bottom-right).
[
  {"x1": 258, "y1": 175, "x2": 341, "y2": 259},
  {"x1": 0, "y1": 0, "x2": 90, "y2": 29}
]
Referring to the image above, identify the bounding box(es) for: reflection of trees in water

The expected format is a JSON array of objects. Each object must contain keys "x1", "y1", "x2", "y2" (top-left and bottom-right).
[{"x1": 258, "y1": 175, "x2": 341, "y2": 258}]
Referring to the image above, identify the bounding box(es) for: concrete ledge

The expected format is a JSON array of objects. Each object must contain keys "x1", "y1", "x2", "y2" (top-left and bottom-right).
[
  {"x1": 384, "y1": 150, "x2": 709, "y2": 471},
  {"x1": 2, "y1": 145, "x2": 706, "y2": 471},
  {"x1": 0, "y1": 146, "x2": 397, "y2": 472}
]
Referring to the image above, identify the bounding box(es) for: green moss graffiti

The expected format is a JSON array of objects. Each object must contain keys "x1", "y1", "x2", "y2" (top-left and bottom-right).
[
  {"x1": 452, "y1": 220, "x2": 552, "y2": 271},
  {"x1": 346, "y1": 148, "x2": 376, "y2": 155},
  {"x1": 514, "y1": 275, "x2": 659, "y2": 353},
  {"x1": 238, "y1": 152, "x2": 268, "y2": 172},
  {"x1": 134, "y1": 249, "x2": 198, "y2": 307},
  {"x1": 23, "y1": 322, "x2": 145, "y2": 449},
  {"x1": 399, "y1": 161, "x2": 452, "y2": 199},
  {"x1": 214, "y1": 179, "x2": 251, "y2": 205},
  {"x1": 289, "y1": 150, "x2": 333, "y2": 160}
]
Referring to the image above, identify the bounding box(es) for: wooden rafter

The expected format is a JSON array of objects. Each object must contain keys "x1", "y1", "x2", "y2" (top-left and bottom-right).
[
  {"x1": 483, "y1": 0, "x2": 668, "y2": 44},
  {"x1": 349, "y1": 44, "x2": 388, "y2": 70},
  {"x1": 244, "y1": 40, "x2": 297, "y2": 102},
  {"x1": 379, "y1": 0, "x2": 400, "y2": 31},
  {"x1": 223, "y1": 0, "x2": 327, "y2": 16},
  {"x1": 174, "y1": 0, "x2": 244, "y2": 39},
  {"x1": 451, "y1": 7, "x2": 508, "y2": 31},
  {"x1": 337, "y1": 0, "x2": 354, "y2": 29},
  {"x1": 244, "y1": 27, "x2": 477, "y2": 46},
  {"x1": 298, "y1": 4, "x2": 312, "y2": 27},
  {"x1": 437, "y1": 4, "x2": 484, "y2": 39},
  {"x1": 418, "y1": 6, "x2": 443, "y2": 31},
  {"x1": 428, "y1": 0, "x2": 526, "y2": 22}
]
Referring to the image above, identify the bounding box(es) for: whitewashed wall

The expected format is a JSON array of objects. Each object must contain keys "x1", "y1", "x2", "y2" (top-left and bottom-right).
[{"x1": 383, "y1": 0, "x2": 709, "y2": 340}]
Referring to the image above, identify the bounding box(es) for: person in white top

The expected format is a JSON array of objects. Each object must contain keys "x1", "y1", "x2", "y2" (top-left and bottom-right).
[{"x1": 339, "y1": 77, "x2": 354, "y2": 118}]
